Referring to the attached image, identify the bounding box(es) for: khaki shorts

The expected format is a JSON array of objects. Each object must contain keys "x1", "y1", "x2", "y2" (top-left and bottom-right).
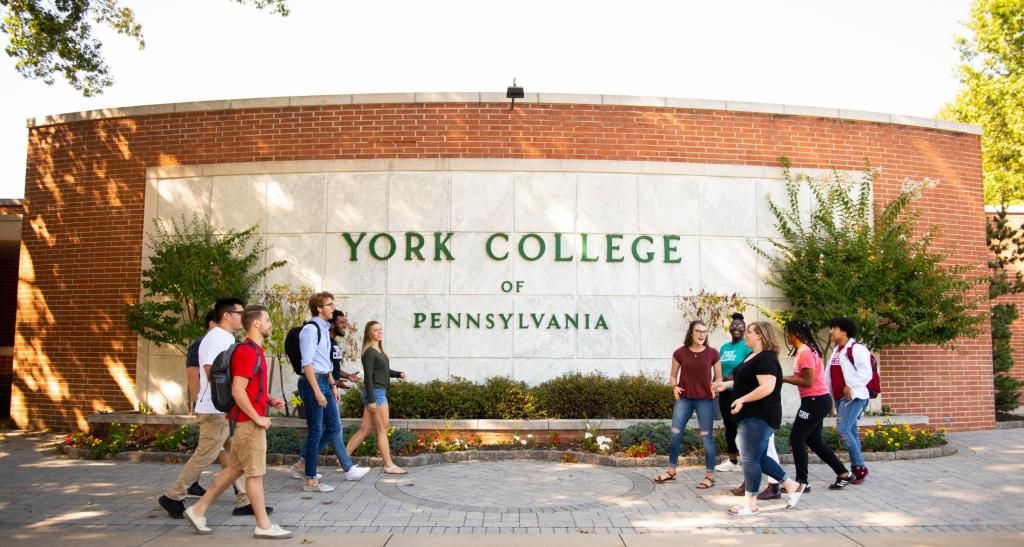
[{"x1": 228, "y1": 420, "x2": 267, "y2": 478}]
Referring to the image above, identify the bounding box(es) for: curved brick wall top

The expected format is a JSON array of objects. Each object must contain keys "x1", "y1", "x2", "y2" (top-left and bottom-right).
[{"x1": 15, "y1": 93, "x2": 990, "y2": 431}]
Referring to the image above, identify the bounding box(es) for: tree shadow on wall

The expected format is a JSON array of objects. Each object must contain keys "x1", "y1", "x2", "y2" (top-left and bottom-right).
[{"x1": 14, "y1": 117, "x2": 154, "y2": 431}]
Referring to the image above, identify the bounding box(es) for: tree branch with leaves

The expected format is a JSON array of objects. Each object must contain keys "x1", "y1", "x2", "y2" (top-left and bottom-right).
[{"x1": 0, "y1": 0, "x2": 288, "y2": 96}]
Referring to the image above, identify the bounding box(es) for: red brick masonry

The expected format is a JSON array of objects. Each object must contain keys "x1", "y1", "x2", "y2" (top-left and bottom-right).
[{"x1": 16, "y1": 99, "x2": 991, "y2": 431}]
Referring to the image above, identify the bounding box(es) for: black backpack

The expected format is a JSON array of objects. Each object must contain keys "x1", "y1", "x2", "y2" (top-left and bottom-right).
[
  {"x1": 209, "y1": 340, "x2": 264, "y2": 432},
  {"x1": 284, "y1": 320, "x2": 320, "y2": 375}
]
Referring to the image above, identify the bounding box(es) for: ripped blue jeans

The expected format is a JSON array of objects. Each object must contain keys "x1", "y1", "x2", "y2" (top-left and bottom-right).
[{"x1": 668, "y1": 397, "x2": 716, "y2": 471}]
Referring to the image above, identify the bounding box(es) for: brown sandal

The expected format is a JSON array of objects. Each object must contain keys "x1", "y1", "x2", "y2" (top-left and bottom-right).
[
  {"x1": 653, "y1": 470, "x2": 677, "y2": 484},
  {"x1": 697, "y1": 475, "x2": 715, "y2": 489}
]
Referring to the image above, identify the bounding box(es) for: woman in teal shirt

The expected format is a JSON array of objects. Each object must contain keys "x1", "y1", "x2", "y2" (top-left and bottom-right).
[{"x1": 715, "y1": 313, "x2": 751, "y2": 471}]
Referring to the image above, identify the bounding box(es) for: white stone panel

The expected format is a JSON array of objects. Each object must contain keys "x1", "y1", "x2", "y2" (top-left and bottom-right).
[
  {"x1": 640, "y1": 358, "x2": 671, "y2": 381},
  {"x1": 637, "y1": 237, "x2": 701, "y2": 296},
  {"x1": 143, "y1": 354, "x2": 190, "y2": 415},
  {"x1": 577, "y1": 235, "x2": 640, "y2": 296},
  {"x1": 450, "y1": 232, "x2": 513, "y2": 295},
  {"x1": 156, "y1": 177, "x2": 211, "y2": 226},
  {"x1": 385, "y1": 233, "x2": 451, "y2": 295},
  {"x1": 332, "y1": 295, "x2": 387, "y2": 337},
  {"x1": 265, "y1": 234, "x2": 325, "y2": 289},
  {"x1": 639, "y1": 296, "x2": 687, "y2": 359},
  {"x1": 451, "y1": 173, "x2": 514, "y2": 231},
  {"x1": 513, "y1": 234, "x2": 577, "y2": 296},
  {"x1": 447, "y1": 295, "x2": 514, "y2": 358},
  {"x1": 578, "y1": 358, "x2": 640, "y2": 378},
  {"x1": 754, "y1": 239, "x2": 784, "y2": 299},
  {"x1": 698, "y1": 178, "x2": 757, "y2": 237},
  {"x1": 699, "y1": 238, "x2": 758, "y2": 297},
  {"x1": 756, "y1": 178, "x2": 812, "y2": 238},
  {"x1": 267, "y1": 173, "x2": 327, "y2": 234},
  {"x1": 386, "y1": 295, "x2": 449, "y2": 358},
  {"x1": 209, "y1": 174, "x2": 268, "y2": 233},
  {"x1": 577, "y1": 174, "x2": 638, "y2": 233},
  {"x1": 393, "y1": 358, "x2": 449, "y2": 383},
  {"x1": 577, "y1": 296, "x2": 639, "y2": 359},
  {"x1": 513, "y1": 358, "x2": 578, "y2": 385},
  {"x1": 514, "y1": 173, "x2": 576, "y2": 232},
  {"x1": 324, "y1": 234, "x2": 387, "y2": 294},
  {"x1": 450, "y1": 358, "x2": 514, "y2": 383},
  {"x1": 325, "y1": 173, "x2": 388, "y2": 232},
  {"x1": 513, "y1": 296, "x2": 577, "y2": 358},
  {"x1": 388, "y1": 173, "x2": 450, "y2": 231},
  {"x1": 637, "y1": 175, "x2": 700, "y2": 235}
]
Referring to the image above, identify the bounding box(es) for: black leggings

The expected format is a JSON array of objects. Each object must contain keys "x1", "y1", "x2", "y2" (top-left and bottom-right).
[
  {"x1": 790, "y1": 395, "x2": 848, "y2": 483},
  {"x1": 718, "y1": 390, "x2": 738, "y2": 458}
]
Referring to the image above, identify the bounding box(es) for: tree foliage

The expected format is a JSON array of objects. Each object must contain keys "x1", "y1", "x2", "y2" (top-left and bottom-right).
[
  {"x1": 0, "y1": 0, "x2": 288, "y2": 96},
  {"x1": 755, "y1": 158, "x2": 983, "y2": 352},
  {"x1": 261, "y1": 283, "x2": 313, "y2": 416},
  {"x1": 125, "y1": 215, "x2": 285, "y2": 350},
  {"x1": 944, "y1": 0, "x2": 1024, "y2": 203},
  {"x1": 987, "y1": 206, "x2": 1024, "y2": 411}
]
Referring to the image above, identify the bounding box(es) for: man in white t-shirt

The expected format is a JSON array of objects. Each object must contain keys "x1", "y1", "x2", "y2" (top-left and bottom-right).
[{"x1": 160, "y1": 297, "x2": 269, "y2": 518}]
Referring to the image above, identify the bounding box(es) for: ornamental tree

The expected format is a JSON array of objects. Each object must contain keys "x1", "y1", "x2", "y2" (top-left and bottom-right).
[
  {"x1": 942, "y1": 0, "x2": 1024, "y2": 203},
  {"x1": 125, "y1": 214, "x2": 285, "y2": 351},
  {"x1": 755, "y1": 158, "x2": 983, "y2": 353},
  {"x1": 1, "y1": 0, "x2": 288, "y2": 96},
  {"x1": 986, "y1": 206, "x2": 1024, "y2": 411}
]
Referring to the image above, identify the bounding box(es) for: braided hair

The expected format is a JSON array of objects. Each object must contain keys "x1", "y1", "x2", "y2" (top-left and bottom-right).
[{"x1": 783, "y1": 319, "x2": 824, "y2": 357}]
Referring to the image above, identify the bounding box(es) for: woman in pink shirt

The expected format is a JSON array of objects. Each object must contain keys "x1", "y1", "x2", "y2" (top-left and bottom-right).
[{"x1": 782, "y1": 320, "x2": 854, "y2": 490}]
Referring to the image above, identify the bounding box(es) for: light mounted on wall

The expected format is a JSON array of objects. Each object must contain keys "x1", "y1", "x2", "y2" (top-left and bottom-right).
[{"x1": 506, "y1": 78, "x2": 524, "y2": 110}]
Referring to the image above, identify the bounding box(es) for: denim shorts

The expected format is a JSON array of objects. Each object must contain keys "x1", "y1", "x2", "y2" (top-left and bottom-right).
[{"x1": 361, "y1": 388, "x2": 388, "y2": 406}]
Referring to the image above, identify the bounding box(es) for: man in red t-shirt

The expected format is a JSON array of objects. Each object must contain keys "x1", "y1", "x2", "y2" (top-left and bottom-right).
[{"x1": 184, "y1": 304, "x2": 291, "y2": 539}]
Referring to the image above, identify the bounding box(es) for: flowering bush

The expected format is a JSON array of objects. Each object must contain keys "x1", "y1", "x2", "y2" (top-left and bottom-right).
[
  {"x1": 547, "y1": 432, "x2": 561, "y2": 448},
  {"x1": 153, "y1": 424, "x2": 198, "y2": 452},
  {"x1": 65, "y1": 422, "x2": 152, "y2": 459},
  {"x1": 581, "y1": 423, "x2": 612, "y2": 454},
  {"x1": 861, "y1": 421, "x2": 946, "y2": 452},
  {"x1": 624, "y1": 442, "x2": 656, "y2": 458}
]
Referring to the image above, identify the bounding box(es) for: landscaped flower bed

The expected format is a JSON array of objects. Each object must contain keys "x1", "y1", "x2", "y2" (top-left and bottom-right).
[{"x1": 65, "y1": 418, "x2": 948, "y2": 464}]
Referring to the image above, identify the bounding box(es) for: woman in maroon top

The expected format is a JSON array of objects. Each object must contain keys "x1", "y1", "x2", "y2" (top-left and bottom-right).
[{"x1": 653, "y1": 320, "x2": 723, "y2": 488}]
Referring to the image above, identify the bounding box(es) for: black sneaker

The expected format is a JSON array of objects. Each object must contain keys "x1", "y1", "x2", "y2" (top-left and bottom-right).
[
  {"x1": 158, "y1": 495, "x2": 185, "y2": 519},
  {"x1": 186, "y1": 482, "x2": 206, "y2": 498},
  {"x1": 829, "y1": 474, "x2": 852, "y2": 490},
  {"x1": 232, "y1": 504, "x2": 274, "y2": 516}
]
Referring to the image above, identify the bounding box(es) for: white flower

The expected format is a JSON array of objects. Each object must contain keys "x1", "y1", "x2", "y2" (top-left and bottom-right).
[
  {"x1": 527, "y1": 434, "x2": 533, "y2": 439},
  {"x1": 512, "y1": 435, "x2": 520, "y2": 441},
  {"x1": 596, "y1": 436, "x2": 611, "y2": 444},
  {"x1": 584, "y1": 432, "x2": 594, "y2": 439},
  {"x1": 520, "y1": 439, "x2": 527, "y2": 445}
]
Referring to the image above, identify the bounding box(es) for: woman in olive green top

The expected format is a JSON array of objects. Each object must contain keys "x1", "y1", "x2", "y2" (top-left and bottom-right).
[{"x1": 344, "y1": 321, "x2": 408, "y2": 474}]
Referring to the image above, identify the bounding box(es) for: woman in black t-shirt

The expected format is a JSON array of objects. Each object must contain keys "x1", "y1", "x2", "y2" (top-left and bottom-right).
[{"x1": 713, "y1": 321, "x2": 805, "y2": 515}]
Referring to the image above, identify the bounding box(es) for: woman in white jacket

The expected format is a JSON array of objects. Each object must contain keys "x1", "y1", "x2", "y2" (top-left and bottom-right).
[{"x1": 826, "y1": 317, "x2": 874, "y2": 484}]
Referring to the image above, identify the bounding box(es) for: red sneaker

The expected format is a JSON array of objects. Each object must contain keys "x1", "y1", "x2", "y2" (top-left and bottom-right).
[{"x1": 851, "y1": 465, "x2": 868, "y2": 484}]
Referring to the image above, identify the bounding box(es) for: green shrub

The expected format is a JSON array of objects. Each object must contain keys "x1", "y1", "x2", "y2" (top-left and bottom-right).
[
  {"x1": 340, "y1": 388, "x2": 364, "y2": 418},
  {"x1": 481, "y1": 376, "x2": 543, "y2": 419},
  {"x1": 266, "y1": 427, "x2": 305, "y2": 455},
  {"x1": 342, "y1": 424, "x2": 418, "y2": 456},
  {"x1": 618, "y1": 422, "x2": 671, "y2": 454},
  {"x1": 153, "y1": 424, "x2": 198, "y2": 452},
  {"x1": 609, "y1": 374, "x2": 674, "y2": 419},
  {"x1": 534, "y1": 373, "x2": 613, "y2": 419}
]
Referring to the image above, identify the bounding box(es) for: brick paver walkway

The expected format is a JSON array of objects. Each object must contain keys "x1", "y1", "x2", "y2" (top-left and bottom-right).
[{"x1": 0, "y1": 428, "x2": 1022, "y2": 541}]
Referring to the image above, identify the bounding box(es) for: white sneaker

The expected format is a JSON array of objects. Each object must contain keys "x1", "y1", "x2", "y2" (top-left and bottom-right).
[
  {"x1": 301, "y1": 481, "x2": 336, "y2": 493},
  {"x1": 715, "y1": 459, "x2": 740, "y2": 472},
  {"x1": 289, "y1": 463, "x2": 322, "y2": 480},
  {"x1": 183, "y1": 506, "x2": 212, "y2": 535},
  {"x1": 344, "y1": 465, "x2": 370, "y2": 481},
  {"x1": 254, "y1": 524, "x2": 293, "y2": 539}
]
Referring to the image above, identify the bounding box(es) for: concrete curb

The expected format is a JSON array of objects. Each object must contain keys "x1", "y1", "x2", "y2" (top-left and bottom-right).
[
  {"x1": 996, "y1": 420, "x2": 1024, "y2": 430},
  {"x1": 61, "y1": 442, "x2": 956, "y2": 467}
]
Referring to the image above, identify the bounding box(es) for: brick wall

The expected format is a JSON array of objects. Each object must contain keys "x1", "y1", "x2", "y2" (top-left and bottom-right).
[{"x1": 16, "y1": 102, "x2": 991, "y2": 431}]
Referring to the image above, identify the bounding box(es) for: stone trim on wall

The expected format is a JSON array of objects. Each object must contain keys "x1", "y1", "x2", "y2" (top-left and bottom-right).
[{"x1": 27, "y1": 92, "x2": 981, "y2": 135}]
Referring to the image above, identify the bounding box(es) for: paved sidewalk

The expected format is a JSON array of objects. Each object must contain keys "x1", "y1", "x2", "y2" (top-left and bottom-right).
[{"x1": 0, "y1": 428, "x2": 1022, "y2": 545}]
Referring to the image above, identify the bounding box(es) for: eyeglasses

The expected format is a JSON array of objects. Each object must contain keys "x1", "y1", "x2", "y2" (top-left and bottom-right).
[{"x1": 694, "y1": 330, "x2": 708, "y2": 335}]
